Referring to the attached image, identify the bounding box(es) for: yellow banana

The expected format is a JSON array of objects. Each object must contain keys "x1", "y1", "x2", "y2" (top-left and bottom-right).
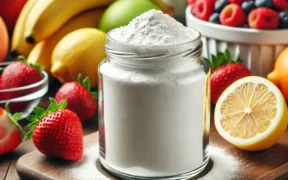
[
  {"x1": 25, "y1": 0, "x2": 114, "y2": 43},
  {"x1": 11, "y1": 0, "x2": 37, "y2": 57},
  {"x1": 27, "y1": 8, "x2": 105, "y2": 76}
]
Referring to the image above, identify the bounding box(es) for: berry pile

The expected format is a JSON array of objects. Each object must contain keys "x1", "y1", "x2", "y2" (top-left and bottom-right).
[{"x1": 188, "y1": 0, "x2": 288, "y2": 29}]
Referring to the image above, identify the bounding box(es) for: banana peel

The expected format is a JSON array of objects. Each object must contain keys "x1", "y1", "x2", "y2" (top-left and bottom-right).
[
  {"x1": 27, "y1": 7, "x2": 106, "y2": 82},
  {"x1": 25, "y1": 0, "x2": 114, "y2": 43}
]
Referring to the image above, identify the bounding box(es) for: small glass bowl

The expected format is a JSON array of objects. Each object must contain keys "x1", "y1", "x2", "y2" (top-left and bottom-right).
[{"x1": 0, "y1": 62, "x2": 49, "y2": 119}]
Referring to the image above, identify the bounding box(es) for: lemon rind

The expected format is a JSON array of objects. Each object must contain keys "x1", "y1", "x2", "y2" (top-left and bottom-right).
[{"x1": 215, "y1": 76, "x2": 286, "y2": 147}]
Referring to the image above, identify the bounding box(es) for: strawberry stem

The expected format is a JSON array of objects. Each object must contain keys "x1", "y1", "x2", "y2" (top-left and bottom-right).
[
  {"x1": 202, "y1": 49, "x2": 243, "y2": 70},
  {"x1": 17, "y1": 55, "x2": 45, "y2": 72},
  {"x1": 77, "y1": 74, "x2": 98, "y2": 101},
  {"x1": 25, "y1": 98, "x2": 67, "y2": 140}
]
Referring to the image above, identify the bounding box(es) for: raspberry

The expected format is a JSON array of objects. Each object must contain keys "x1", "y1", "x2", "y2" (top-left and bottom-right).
[
  {"x1": 192, "y1": 0, "x2": 214, "y2": 21},
  {"x1": 228, "y1": 0, "x2": 245, "y2": 5},
  {"x1": 220, "y1": 4, "x2": 246, "y2": 27},
  {"x1": 273, "y1": 0, "x2": 288, "y2": 10},
  {"x1": 248, "y1": 7, "x2": 279, "y2": 29},
  {"x1": 187, "y1": 0, "x2": 198, "y2": 8}
]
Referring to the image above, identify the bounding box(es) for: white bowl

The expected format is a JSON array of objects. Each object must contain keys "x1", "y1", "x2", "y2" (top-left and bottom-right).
[{"x1": 185, "y1": 6, "x2": 288, "y2": 77}]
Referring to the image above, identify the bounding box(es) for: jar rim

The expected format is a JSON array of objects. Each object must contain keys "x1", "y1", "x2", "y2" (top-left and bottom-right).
[
  {"x1": 105, "y1": 28, "x2": 202, "y2": 58},
  {"x1": 107, "y1": 28, "x2": 201, "y2": 48}
]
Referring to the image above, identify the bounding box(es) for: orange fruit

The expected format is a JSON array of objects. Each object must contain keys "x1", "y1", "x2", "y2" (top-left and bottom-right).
[
  {"x1": 0, "y1": 17, "x2": 9, "y2": 62},
  {"x1": 268, "y1": 47, "x2": 288, "y2": 102}
]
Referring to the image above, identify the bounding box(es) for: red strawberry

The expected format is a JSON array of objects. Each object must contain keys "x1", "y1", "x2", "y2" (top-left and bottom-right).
[
  {"x1": 203, "y1": 50, "x2": 252, "y2": 104},
  {"x1": 1, "y1": 56, "x2": 43, "y2": 89},
  {"x1": 273, "y1": 0, "x2": 288, "y2": 11},
  {"x1": 220, "y1": 3, "x2": 246, "y2": 27},
  {"x1": 0, "y1": 75, "x2": 3, "y2": 90},
  {"x1": 248, "y1": 8, "x2": 279, "y2": 29},
  {"x1": 26, "y1": 98, "x2": 83, "y2": 161},
  {"x1": 0, "y1": 56, "x2": 43, "y2": 112},
  {"x1": 192, "y1": 0, "x2": 215, "y2": 21},
  {"x1": 55, "y1": 74, "x2": 97, "y2": 122},
  {"x1": 0, "y1": 103, "x2": 24, "y2": 155},
  {"x1": 228, "y1": 0, "x2": 245, "y2": 5}
]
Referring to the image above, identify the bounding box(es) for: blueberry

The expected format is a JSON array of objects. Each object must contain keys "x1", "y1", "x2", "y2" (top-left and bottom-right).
[
  {"x1": 255, "y1": 0, "x2": 273, "y2": 8},
  {"x1": 215, "y1": 0, "x2": 228, "y2": 13},
  {"x1": 243, "y1": 24, "x2": 250, "y2": 28},
  {"x1": 279, "y1": 11, "x2": 288, "y2": 29},
  {"x1": 209, "y1": 13, "x2": 220, "y2": 24},
  {"x1": 242, "y1": 1, "x2": 255, "y2": 14}
]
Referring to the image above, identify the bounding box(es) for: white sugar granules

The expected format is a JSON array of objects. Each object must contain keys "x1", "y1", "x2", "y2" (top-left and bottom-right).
[
  {"x1": 110, "y1": 9, "x2": 198, "y2": 45},
  {"x1": 199, "y1": 146, "x2": 239, "y2": 180},
  {"x1": 62, "y1": 145, "x2": 238, "y2": 180}
]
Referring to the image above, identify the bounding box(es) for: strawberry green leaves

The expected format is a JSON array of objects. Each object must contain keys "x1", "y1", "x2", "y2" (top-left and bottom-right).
[
  {"x1": 17, "y1": 55, "x2": 45, "y2": 72},
  {"x1": 77, "y1": 74, "x2": 98, "y2": 100},
  {"x1": 26, "y1": 98, "x2": 67, "y2": 140},
  {"x1": 202, "y1": 49, "x2": 243, "y2": 70},
  {"x1": 33, "y1": 107, "x2": 46, "y2": 119},
  {"x1": 4, "y1": 102, "x2": 24, "y2": 139},
  {"x1": 5, "y1": 102, "x2": 22, "y2": 122}
]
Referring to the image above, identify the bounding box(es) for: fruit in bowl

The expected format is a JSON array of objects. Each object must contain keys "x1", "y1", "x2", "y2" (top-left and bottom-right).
[
  {"x1": 0, "y1": 58, "x2": 48, "y2": 118},
  {"x1": 188, "y1": 0, "x2": 287, "y2": 29}
]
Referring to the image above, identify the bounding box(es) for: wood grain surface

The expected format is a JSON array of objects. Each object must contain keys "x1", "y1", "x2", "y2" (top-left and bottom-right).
[
  {"x1": 15, "y1": 121, "x2": 288, "y2": 180},
  {"x1": 1, "y1": 81, "x2": 288, "y2": 180}
]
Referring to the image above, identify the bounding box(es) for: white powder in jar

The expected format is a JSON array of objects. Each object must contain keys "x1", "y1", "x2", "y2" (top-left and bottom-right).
[
  {"x1": 100, "y1": 64, "x2": 207, "y2": 177},
  {"x1": 100, "y1": 10, "x2": 208, "y2": 178},
  {"x1": 110, "y1": 9, "x2": 198, "y2": 45}
]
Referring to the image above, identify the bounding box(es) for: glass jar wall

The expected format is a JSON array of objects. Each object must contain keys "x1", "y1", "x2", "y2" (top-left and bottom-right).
[{"x1": 98, "y1": 31, "x2": 210, "y2": 180}]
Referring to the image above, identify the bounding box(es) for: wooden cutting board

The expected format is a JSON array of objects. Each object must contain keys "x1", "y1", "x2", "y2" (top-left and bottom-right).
[{"x1": 16, "y1": 121, "x2": 288, "y2": 180}]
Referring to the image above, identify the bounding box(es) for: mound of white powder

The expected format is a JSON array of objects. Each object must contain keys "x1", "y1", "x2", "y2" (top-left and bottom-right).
[{"x1": 110, "y1": 9, "x2": 198, "y2": 45}]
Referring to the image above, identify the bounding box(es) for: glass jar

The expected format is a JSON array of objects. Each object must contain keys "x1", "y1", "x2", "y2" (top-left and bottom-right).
[{"x1": 98, "y1": 30, "x2": 210, "y2": 180}]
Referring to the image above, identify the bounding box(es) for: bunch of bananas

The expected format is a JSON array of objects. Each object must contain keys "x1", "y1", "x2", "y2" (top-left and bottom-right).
[{"x1": 11, "y1": 0, "x2": 114, "y2": 86}]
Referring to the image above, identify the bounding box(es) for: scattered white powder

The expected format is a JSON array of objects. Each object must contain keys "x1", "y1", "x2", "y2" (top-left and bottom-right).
[
  {"x1": 199, "y1": 146, "x2": 239, "y2": 180},
  {"x1": 110, "y1": 9, "x2": 198, "y2": 45},
  {"x1": 63, "y1": 145, "x2": 239, "y2": 180},
  {"x1": 66, "y1": 144, "x2": 117, "y2": 180}
]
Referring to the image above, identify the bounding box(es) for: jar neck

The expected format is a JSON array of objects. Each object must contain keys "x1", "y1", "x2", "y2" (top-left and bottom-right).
[{"x1": 105, "y1": 31, "x2": 202, "y2": 69}]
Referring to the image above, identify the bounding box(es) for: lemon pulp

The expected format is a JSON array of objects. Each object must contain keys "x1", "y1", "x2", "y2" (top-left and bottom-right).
[
  {"x1": 221, "y1": 82, "x2": 277, "y2": 139},
  {"x1": 215, "y1": 76, "x2": 288, "y2": 151}
]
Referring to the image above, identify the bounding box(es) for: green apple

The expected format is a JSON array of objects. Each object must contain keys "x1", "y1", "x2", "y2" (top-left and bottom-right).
[{"x1": 98, "y1": 0, "x2": 160, "y2": 32}]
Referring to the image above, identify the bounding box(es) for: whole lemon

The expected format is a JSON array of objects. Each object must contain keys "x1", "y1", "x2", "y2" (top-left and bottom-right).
[{"x1": 51, "y1": 28, "x2": 106, "y2": 88}]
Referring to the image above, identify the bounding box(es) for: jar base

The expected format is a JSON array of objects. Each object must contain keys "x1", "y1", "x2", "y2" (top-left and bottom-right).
[{"x1": 100, "y1": 156, "x2": 210, "y2": 180}]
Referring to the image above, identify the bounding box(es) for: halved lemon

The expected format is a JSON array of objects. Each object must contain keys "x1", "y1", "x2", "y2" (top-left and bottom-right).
[{"x1": 215, "y1": 76, "x2": 288, "y2": 151}]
